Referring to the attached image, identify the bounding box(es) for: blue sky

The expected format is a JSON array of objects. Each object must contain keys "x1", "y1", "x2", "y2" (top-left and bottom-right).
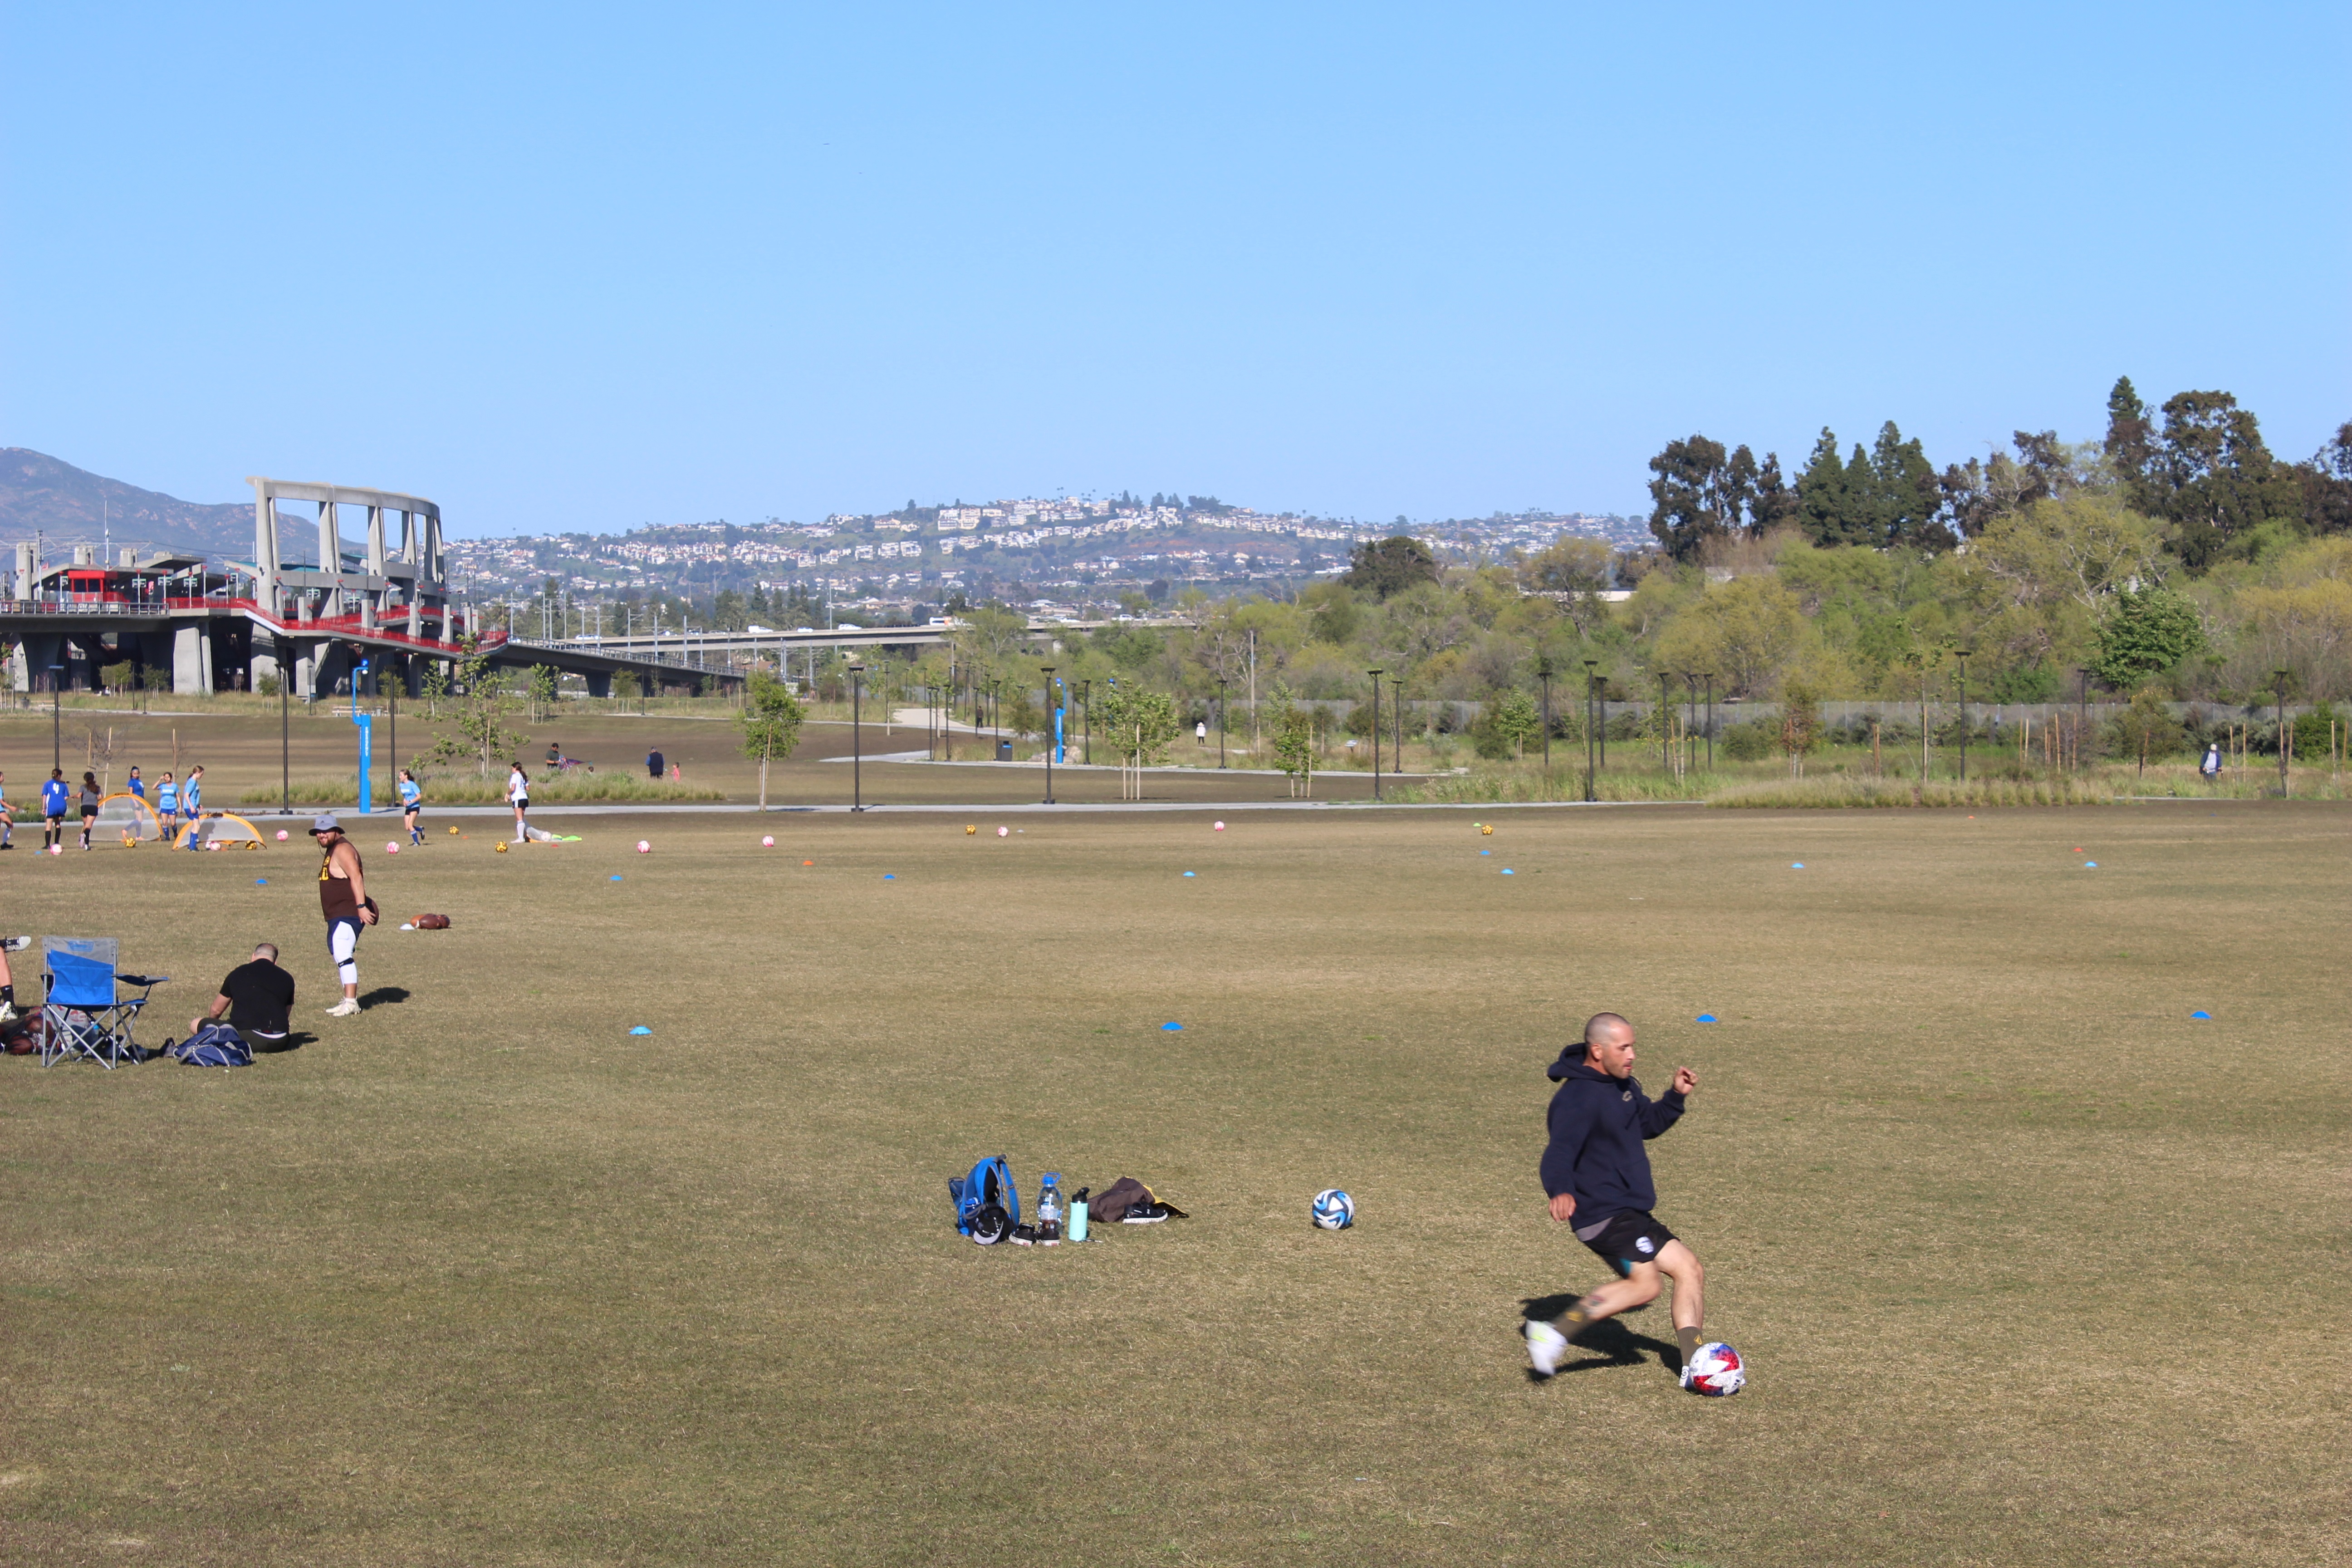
[{"x1": 5, "y1": 4, "x2": 2345, "y2": 537}]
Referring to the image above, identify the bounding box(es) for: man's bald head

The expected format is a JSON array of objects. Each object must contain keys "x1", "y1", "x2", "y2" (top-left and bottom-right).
[{"x1": 1583, "y1": 1013, "x2": 1632, "y2": 1054}]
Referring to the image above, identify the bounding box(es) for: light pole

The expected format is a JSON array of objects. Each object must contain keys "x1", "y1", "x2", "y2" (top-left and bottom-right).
[
  {"x1": 1658, "y1": 672, "x2": 1672, "y2": 774},
  {"x1": 1216, "y1": 677, "x2": 1228, "y2": 768},
  {"x1": 1079, "y1": 678, "x2": 1092, "y2": 765},
  {"x1": 2075, "y1": 667, "x2": 2091, "y2": 774},
  {"x1": 1583, "y1": 660, "x2": 1598, "y2": 803},
  {"x1": 2274, "y1": 669, "x2": 2292, "y2": 796},
  {"x1": 1682, "y1": 671, "x2": 1699, "y2": 778},
  {"x1": 848, "y1": 660, "x2": 866, "y2": 812},
  {"x1": 1367, "y1": 668, "x2": 1384, "y2": 800},
  {"x1": 1536, "y1": 653, "x2": 1553, "y2": 774},
  {"x1": 50, "y1": 663, "x2": 64, "y2": 771},
  {"x1": 1955, "y1": 650, "x2": 1973, "y2": 783},
  {"x1": 1392, "y1": 673, "x2": 1406, "y2": 776},
  {"x1": 1040, "y1": 664, "x2": 1057, "y2": 804},
  {"x1": 1702, "y1": 673, "x2": 1715, "y2": 772}
]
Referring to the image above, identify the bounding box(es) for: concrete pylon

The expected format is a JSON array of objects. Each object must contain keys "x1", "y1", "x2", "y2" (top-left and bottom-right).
[{"x1": 172, "y1": 624, "x2": 214, "y2": 695}]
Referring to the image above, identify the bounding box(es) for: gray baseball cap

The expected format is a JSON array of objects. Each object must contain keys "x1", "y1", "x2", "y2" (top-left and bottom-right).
[{"x1": 307, "y1": 814, "x2": 342, "y2": 835}]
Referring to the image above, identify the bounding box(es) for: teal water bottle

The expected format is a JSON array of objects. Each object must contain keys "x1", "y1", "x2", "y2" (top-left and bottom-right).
[{"x1": 1069, "y1": 1187, "x2": 1090, "y2": 1242}]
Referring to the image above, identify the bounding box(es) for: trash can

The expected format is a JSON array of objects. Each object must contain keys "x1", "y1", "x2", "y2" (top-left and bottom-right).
[{"x1": 996, "y1": 740, "x2": 1014, "y2": 761}]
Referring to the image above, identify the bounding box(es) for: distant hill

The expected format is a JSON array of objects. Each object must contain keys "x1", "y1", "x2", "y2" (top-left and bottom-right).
[{"x1": 0, "y1": 448, "x2": 255, "y2": 559}]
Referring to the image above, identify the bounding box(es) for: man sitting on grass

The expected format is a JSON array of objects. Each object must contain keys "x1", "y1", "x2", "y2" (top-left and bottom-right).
[{"x1": 187, "y1": 943, "x2": 295, "y2": 1049}]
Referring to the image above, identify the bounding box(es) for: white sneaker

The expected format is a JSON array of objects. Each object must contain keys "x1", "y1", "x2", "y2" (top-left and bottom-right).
[
  {"x1": 1523, "y1": 1319, "x2": 1569, "y2": 1378},
  {"x1": 324, "y1": 999, "x2": 360, "y2": 1018}
]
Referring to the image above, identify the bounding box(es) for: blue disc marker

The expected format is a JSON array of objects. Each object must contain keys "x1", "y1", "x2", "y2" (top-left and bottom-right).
[
  {"x1": 1696, "y1": 1014, "x2": 1717, "y2": 1023},
  {"x1": 609, "y1": 875, "x2": 623, "y2": 881},
  {"x1": 1500, "y1": 867, "x2": 1514, "y2": 875},
  {"x1": 1183, "y1": 871, "x2": 1195, "y2": 877},
  {"x1": 628, "y1": 1025, "x2": 652, "y2": 1035},
  {"x1": 1161, "y1": 1021, "x2": 1182, "y2": 1031},
  {"x1": 1791, "y1": 862, "x2": 1805, "y2": 869},
  {"x1": 255, "y1": 878, "x2": 267, "y2": 885},
  {"x1": 2191, "y1": 1010, "x2": 2211, "y2": 1019}
]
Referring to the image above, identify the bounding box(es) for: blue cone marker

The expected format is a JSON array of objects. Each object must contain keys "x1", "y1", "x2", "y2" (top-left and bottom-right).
[
  {"x1": 884, "y1": 873, "x2": 895, "y2": 879},
  {"x1": 2084, "y1": 861, "x2": 2098, "y2": 868},
  {"x1": 628, "y1": 1025, "x2": 652, "y2": 1035},
  {"x1": 1161, "y1": 1021, "x2": 1182, "y2": 1031},
  {"x1": 1480, "y1": 849, "x2": 1491, "y2": 856},
  {"x1": 1500, "y1": 867, "x2": 1514, "y2": 875},
  {"x1": 255, "y1": 878, "x2": 267, "y2": 885},
  {"x1": 1697, "y1": 1014, "x2": 1717, "y2": 1023},
  {"x1": 610, "y1": 875, "x2": 623, "y2": 881},
  {"x1": 1792, "y1": 862, "x2": 1805, "y2": 869},
  {"x1": 1183, "y1": 871, "x2": 1195, "y2": 877},
  {"x1": 2191, "y1": 1010, "x2": 2211, "y2": 1019}
]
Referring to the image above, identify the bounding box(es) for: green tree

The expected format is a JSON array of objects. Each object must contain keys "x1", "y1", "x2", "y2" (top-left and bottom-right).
[
  {"x1": 1266, "y1": 684, "x2": 1317, "y2": 796},
  {"x1": 1779, "y1": 683, "x2": 1821, "y2": 777},
  {"x1": 1095, "y1": 681, "x2": 1180, "y2": 765},
  {"x1": 2092, "y1": 587, "x2": 2203, "y2": 690},
  {"x1": 2109, "y1": 687, "x2": 2184, "y2": 776},
  {"x1": 737, "y1": 668, "x2": 806, "y2": 811},
  {"x1": 1340, "y1": 536, "x2": 1441, "y2": 599},
  {"x1": 1795, "y1": 428, "x2": 1861, "y2": 546},
  {"x1": 1490, "y1": 688, "x2": 1540, "y2": 760},
  {"x1": 426, "y1": 641, "x2": 531, "y2": 779},
  {"x1": 1647, "y1": 434, "x2": 1735, "y2": 560}
]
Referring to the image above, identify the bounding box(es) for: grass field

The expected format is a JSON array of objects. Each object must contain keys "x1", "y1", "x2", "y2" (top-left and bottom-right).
[{"x1": 3, "y1": 799, "x2": 2346, "y2": 1566}]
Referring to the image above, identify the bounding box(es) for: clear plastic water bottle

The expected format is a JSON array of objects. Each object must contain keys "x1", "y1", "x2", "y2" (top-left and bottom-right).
[{"x1": 1036, "y1": 1173, "x2": 1063, "y2": 1244}]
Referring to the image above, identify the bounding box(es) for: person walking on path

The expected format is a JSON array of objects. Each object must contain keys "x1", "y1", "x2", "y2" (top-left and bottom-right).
[
  {"x1": 507, "y1": 760, "x2": 531, "y2": 843},
  {"x1": 76, "y1": 771, "x2": 101, "y2": 850},
  {"x1": 180, "y1": 766, "x2": 205, "y2": 848},
  {"x1": 41, "y1": 768, "x2": 70, "y2": 852},
  {"x1": 399, "y1": 769, "x2": 423, "y2": 845},
  {"x1": 1522, "y1": 1012, "x2": 1716, "y2": 1389},
  {"x1": 309, "y1": 815, "x2": 375, "y2": 1018}
]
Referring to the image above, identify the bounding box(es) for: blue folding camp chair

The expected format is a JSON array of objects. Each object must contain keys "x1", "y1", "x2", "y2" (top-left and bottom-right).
[{"x1": 39, "y1": 937, "x2": 167, "y2": 1069}]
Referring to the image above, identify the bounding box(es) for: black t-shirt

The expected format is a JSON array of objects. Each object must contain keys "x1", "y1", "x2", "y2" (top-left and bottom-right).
[{"x1": 220, "y1": 960, "x2": 295, "y2": 1037}]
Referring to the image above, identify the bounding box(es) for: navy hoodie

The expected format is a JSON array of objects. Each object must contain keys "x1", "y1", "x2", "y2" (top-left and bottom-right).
[{"x1": 1539, "y1": 1049, "x2": 1686, "y2": 1220}]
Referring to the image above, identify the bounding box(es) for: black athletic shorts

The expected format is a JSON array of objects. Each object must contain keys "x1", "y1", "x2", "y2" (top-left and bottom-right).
[{"x1": 1577, "y1": 1209, "x2": 1678, "y2": 1276}]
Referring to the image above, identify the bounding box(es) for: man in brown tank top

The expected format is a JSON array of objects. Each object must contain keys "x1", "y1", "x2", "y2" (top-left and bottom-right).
[{"x1": 308, "y1": 814, "x2": 376, "y2": 1018}]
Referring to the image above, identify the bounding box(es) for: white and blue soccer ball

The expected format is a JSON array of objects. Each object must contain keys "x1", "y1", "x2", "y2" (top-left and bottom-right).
[
  {"x1": 1310, "y1": 1188, "x2": 1354, "y2": 1230},
  {"x1": 1682, "y1": 1341, "x2": 1746, "y2": 1396}
]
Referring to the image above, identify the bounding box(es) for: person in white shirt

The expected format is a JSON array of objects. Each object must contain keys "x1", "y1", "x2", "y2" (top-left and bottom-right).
[{"x1": 507, "y1": 761, "x2": 530, "y2": 843}]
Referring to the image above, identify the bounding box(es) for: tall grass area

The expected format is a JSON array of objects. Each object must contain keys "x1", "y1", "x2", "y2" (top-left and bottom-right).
[
  {"x1": 242, "y1": 772, "x2": 725, "y2": 807},
  {"x1": 1389, "y1": 752, "x2": 2351, "y2": 808}
]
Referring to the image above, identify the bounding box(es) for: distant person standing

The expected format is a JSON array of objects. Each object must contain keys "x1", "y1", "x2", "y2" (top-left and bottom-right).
[
  {"x1": 180, "y1": 766, "x2": 205, "y2": 848},
  {"x1": 398, "y1": 768, "x2": 423, "y2": 845},
  {"x1": 2201, "y1": 741, "x2": 2222, "y2": 781},
  {"x1": 309, "y1": 815, "x2": 375, "y2": 1018},
  {"x1": 41, "y1": 768, "x2": 70, "y2": 852},
  {"x1": 546, "y1": 740, "x2": 564, "y2": 768},
  {"x1": 507, "y1": 760, "x2": 531, "y2": 843},
  {"x1": 77, "y1": 771, "x2": 101, "y2": 850},
  {"x1": 646, "y1": 746, "x2": 665, "y2": 779},
  {"x1": 155, "y1": 770, "x2": 178, "y2": 821}
]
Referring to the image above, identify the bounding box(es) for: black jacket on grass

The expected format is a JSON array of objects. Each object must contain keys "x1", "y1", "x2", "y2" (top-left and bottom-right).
[{"x1": 1539, "y1": 1052, "x2": 1686, "y2": 1220}]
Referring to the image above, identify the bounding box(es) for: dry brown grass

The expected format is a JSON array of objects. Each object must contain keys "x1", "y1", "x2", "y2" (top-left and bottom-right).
[{"x1": 3, "y1": 799, "x2": 2346, "y2": 1565}]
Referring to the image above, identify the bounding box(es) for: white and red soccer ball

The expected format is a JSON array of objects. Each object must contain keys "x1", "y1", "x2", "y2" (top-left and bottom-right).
[
  {"x1": 276, "y1": 829, "x2": 290, "y2": 841},
  {"x1": 636, "y1": 840, "x2": 651, "y2": 854},
  {"x1": 386, "y1": 842, "x2": 400, "y2": 854},
  {"x1": 1682, "y1": 1341, "x2": 1746, "y2": 1396},
  {"x1": 762, "y1": 835, "x2": 774, "y2": 847}
]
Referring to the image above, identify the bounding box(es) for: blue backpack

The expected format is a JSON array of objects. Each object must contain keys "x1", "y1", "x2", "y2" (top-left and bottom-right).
[
  {"x1": 948, "y1": 1156, "x2": 1019, "y2": 1244},
  {"x1": 169, "y1": 1026, "x2": 253, "y2": 1068}
]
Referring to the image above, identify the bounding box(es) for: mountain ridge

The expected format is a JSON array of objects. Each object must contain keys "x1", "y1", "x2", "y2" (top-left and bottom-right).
[{"x1": 0, "y1": 448, "x2": 255, "y2": 558}]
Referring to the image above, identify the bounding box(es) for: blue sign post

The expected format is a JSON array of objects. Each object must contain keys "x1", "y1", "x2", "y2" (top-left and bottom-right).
[{"x1": 354, "y1": 660, "x2": 372, "y2": 814}]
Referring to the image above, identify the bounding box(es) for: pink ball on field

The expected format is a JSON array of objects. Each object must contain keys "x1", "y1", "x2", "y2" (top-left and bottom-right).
[
  {"x1": 386, "y1": 842, "x2": 400, "y2": 854},
  {"x1": 997, "y1": 826, "x2": 1008, "y2": 838},
  {"x1": 276, "y1": 829, "x2": 289, "y2": 841},
  {"x1": 1214, "y1": 821, "x2": 1225, "y2": 830},
  {"x1": 637, "y1": 840, "x2": 651, "y2": 853},
  {"x1": 49, "y1": 843, "x2": 61, "y2": 855},
  {"x1": 762, "y1": 835, "x2": 775, "y2": 847}
]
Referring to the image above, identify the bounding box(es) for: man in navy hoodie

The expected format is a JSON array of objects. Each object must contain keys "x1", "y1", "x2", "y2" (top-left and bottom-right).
[{"x1": 1523, "y1": 1012, "x2": 1712, "y2": 1386}]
